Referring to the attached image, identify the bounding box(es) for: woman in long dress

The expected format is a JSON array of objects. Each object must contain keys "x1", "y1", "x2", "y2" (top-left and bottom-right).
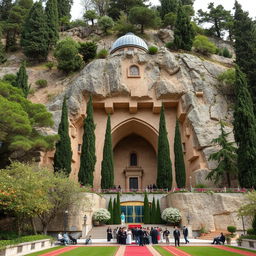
[{"x1": 126, "y1": 229, "x2": 132, "y2": 244}]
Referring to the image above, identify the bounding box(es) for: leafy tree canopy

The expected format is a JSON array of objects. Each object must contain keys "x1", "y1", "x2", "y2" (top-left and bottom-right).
[
  {"x1": 197, "y1": 2, "x2": 232, "y2": 38},
  {"x1": 0, "y1": 82, "x2": 57, "y2": 168}
]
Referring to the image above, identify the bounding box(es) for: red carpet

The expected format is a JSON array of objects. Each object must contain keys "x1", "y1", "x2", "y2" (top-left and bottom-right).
[
  {"x1": 124, "y1": 246, "x2": 153, "y2": 256},
  {"x1": 216, "y1": 245, "x2": 256, "y2": 256},
  {"x1": 163, "y1": 246, "x2": 192, "y2": 256},
  {"x1": 40, "y1": 246, "x2": 81, "y2": 256}
]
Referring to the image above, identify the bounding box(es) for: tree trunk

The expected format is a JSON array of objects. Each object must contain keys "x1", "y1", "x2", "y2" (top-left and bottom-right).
[
  {"x1": 141, "y1": 24, "x2": 144, "y2": 34},
  {"x1": 43, "y1": 224, "x2": 48, "y2": 235},
  {"x1": 30, "y1": 218, "x2": 37, "y2": 235},
  {"x1": 226, "y1": 172, "x2": 231, "y2": 188}
]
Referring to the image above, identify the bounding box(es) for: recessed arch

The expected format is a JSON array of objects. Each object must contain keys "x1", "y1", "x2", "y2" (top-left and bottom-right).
[{"x1": 112, "y1": 118, "x2": 158, "y2": 152}]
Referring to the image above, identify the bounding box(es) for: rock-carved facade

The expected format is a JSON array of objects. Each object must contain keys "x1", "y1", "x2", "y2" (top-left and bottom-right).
[{"x1": 43, "y1": 33, "x2": 234, "y2": 190}]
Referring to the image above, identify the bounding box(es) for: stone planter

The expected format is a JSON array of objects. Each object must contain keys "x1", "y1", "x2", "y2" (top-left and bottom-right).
[
  {"x1": 240, "y1": 239, "x2": 256, "y2": 249},
  {"x1": 0, "y1": 239, "x2": 53, "y2": 256}
]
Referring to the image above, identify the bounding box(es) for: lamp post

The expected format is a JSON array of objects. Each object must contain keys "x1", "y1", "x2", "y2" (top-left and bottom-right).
[
  {"x1": 241, "y1": 215, "x2": 245, "y2": 235},
  {"x1": 64, "y1": 210, "x2": 69, "y2": 233},
  {"x1": 82, "y1": 214, "x2": 87, "y2": 238},
  {"x1": 189, "y1": 176, "x2": 192, "y2": 192}
]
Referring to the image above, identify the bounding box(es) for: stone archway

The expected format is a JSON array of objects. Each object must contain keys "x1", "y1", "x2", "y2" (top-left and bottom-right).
[{"x1": 112, "y1": 118, "x2": 158, "y2": 191}]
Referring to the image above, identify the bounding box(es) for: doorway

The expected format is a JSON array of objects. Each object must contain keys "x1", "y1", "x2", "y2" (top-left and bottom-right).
[{"x1": 129, "y1": 177, "x2": 138, "y2": 190}]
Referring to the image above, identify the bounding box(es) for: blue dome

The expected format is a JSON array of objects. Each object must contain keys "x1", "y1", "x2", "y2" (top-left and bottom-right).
[{"x1": 110, "y1": 33, "x2": 148, "y2": 54}]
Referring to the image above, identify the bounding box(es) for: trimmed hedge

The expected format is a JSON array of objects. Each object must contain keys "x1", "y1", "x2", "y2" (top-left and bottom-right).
[{"x1": 0, "y1": 235, "x2": 52, "y2": 250}]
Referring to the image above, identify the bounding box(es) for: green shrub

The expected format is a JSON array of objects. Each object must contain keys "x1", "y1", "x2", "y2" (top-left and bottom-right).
[
  {"x1": 227, "y1": 226, "x2": 237, "y2": 234},
  {"x1": 217, "y1": 68, "x2": 236, "y2": 86},
  {"x1": 45, "y1": 62, "x2": 54, "y2": 70},
  {"x1": 97, "y1": 49, "x2": 108, "y2": 59},
  {"x1": 54, "y1": 37, "x2": 83, "y2": 73},
  {"x1": 247, "y1": 228, "x2": 256, "y2": 235},
  {"x1": 222, "y1": 47, "x2": 232, "y2": 58},
  {"x1": 240, "y1": 234, "x2": 256, "y2": 240},
  {"x1": 98, "y1": 16, "x2": 114, "y2": 34},
  {"x1": 163, "y1": 12, "x2": 177, "y2": 28},
  {"x1": 35, "y1": 79, "x2": 48, "y2": 88},
  {"x1": 0, "y1": 231, "x2": 19, "y2": 240},
  {"x1": 2, "y1": 73, "x2": 16, "y2": 86},
  {"x1": 114, "y1": 11, "x2": 136, "y2": 36},
  {"x1": 148, "y1": 46, "x2": 158, "y2": 55},
  {"x1": 165, "y1": 42, "x2": 175, "y2": 50},
  {"x1": 193, "y1": 35, "x2": 217, "y2": 56},
  {"x1": 195, "y1": 183, "x2": 207, "y2": 188},
  {"x1": 79, "y1": 41, "x2": 97, "y2": 62}
]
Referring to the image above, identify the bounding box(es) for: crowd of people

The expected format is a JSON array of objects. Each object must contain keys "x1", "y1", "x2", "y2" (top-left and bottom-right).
[{"x1": 106, "y1": 226, "x2": 190, "y2": 246}]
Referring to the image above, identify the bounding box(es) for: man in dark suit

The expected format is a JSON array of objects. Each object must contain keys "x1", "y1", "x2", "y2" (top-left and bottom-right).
[
  {"x1": 137, "y1": 227, "x2": 144, "y2": 246},
  {"x1": 173, "y1": 226, "x2": 180, "y2": 247},
  {"x1": 183, "y1": 226, "x2": 189, "y2": 244}
]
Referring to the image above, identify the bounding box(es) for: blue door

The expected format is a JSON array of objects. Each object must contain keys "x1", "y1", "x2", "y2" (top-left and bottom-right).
[{"x1": 120, "y1": 205, "x2": 144, "y2": 223}]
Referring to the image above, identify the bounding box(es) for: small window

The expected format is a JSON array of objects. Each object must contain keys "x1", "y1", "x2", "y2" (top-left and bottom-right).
[
  {"x1": 130, "y1": 153, "x2": 137, "y2": 166},
  {"x1": 78, "y1": 144, "x2": 82, "y2": 152},
  {"x1": 182, "y1": 143, "x2": 186, "y2": 153},
  {"x1": 129, "y1": 65, "x2": 140, "y2": 77}
]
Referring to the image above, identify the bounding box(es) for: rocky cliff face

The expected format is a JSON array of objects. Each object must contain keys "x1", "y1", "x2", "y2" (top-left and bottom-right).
[{"x1": 48, "y1": 46, "x2": 234, "y2": 173}]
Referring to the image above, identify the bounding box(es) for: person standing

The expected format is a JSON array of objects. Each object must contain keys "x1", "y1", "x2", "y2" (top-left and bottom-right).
[
  {"x1": 107, "y1": 226, "x2": 112, "y2": 242},
  {"x1": 173, "y1": 226, "x2": 180, "y2": 247},
  {"x1": 126, "y1": 229, "x2": 132, "y2": 244},
  {"x1": 183, "y1": 226, "x2": 189, "y2": 244},
  {"x1": 137, "y1": 227, "x2": 144, "y2": 246},
  {"x1": 163, "y1": 228, "x2": 170, "y2": 244}
]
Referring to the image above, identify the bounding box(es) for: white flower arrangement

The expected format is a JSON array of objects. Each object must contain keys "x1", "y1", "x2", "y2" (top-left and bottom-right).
[
  {"x1": 161, "y1": 207, "x2": 181, "y2": 224},
  {"x1": 93, "y1": 208, "x2": 111, "y2": 223}
]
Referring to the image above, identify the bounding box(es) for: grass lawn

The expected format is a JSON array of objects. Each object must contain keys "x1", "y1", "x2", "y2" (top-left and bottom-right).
[
  {"x1": 25, "y1": 246, "x2": 63, "y2": 256},
  {"x1": 227, "y1": 245, "x2": 256, "y2": 253},
  {"x1": 60, "y1": 246, "x2": 118, "y2": 256},
  {"x1": 180, "y1": 246, "x2": 245, "y2": 256},
  {"x1": 154, "y1": 246, "x2": 174, "y2": 256}
]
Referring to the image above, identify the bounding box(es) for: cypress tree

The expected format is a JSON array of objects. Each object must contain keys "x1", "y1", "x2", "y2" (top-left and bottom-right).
[
  {"x1": 113, "y1": 198, "x2": 117, "y2": 224},
  {"x1": 151, "y1": 197, "x2": 156, "y2": 224},
  {"x1": 116, "y1": 193, "x2": 121, "y2": 224},
  {"x1": 160, "y1": 0, "x2": 178, "y2": 18},
  {"x1": 156, "y1": 199, "x2": 162, "y2": 224},
  {"x1": 15, "y1": 61, "x2": 29, "y2": 98},
  {"x1": 53, "y1": 96, "x2": 72, "y2": 175},
  {"x1": 21, "y1": 1, "x2": 49, "y2": 61},
  {"x1": 173, "y1": 4, "x2": 194, "y2": 51},
  {"x1": 45, "y1": 0, "x2": 59, "y2": 48},
  {"x1": 78, "y1": 96, "x2": 96, "y2": 186},
  {"x1": 157, "y1": 106, "x2": 172, "y2": 190},
  {"x1": 143, "y1": 193, "x2": 150, "y2": 224},
  {"x1": 233, "y1": 66, "x2": 256, "y2": 188},
  {"x1": 107, "y1": 198, "x2": 113, "y2": 224},
  {"x1": 234, "y1": 1, "x2": 256, "y2": 111},
  {"x1": 101, "y1": 115, "x2": 114, "y2": 189},
  {"x1": 174, "y1": 120, "x2": 186, "y2": 188},
  {"x1": 57, "y1": 0, "x2": 72, "y2": 20}
]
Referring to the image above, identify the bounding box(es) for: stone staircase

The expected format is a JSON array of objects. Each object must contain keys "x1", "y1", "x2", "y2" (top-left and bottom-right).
[{"x1": 197, "y1": 230, "x2": 231, "y2": 241}]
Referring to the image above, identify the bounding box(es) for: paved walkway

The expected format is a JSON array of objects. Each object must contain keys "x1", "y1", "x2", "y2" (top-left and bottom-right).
[{"x1": 124, "y1": 245, "x2": 153, "y2": 256}]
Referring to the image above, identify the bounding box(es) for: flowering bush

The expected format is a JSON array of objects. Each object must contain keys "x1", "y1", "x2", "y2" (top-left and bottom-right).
[
  {"x1": 161, "y1": 207, "x2": 181, "y2": 224},
  {"x1": 93, "y1": 208, "x2": 111, "y2": 223}
]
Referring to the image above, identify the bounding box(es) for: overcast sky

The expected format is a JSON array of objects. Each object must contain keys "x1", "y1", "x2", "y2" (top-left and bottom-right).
[{"x1": 71, "y1": 0, "x2": 256, "y2": 20}]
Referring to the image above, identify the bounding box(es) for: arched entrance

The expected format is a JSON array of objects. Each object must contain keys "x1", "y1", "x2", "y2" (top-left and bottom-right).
[{"x1": 112, "y1": 118, "x2": 158, "y2": 191}]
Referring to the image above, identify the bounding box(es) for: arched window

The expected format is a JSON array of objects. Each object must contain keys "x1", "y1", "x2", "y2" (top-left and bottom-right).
[
  {"x1": 129, "y1": 65, "x2": 140, "y2": 77},
  {"x1": 130, "y1": 153, "x2": 137, "y2": 166}
]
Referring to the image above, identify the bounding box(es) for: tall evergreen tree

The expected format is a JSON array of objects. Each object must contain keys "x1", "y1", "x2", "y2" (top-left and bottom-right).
[
  {"x1": 53, "y1": 96, "x2": 72, "y2": 175},
  {"x1": 0, "y1": 0, "x2": 12, "y2": 21},
  {"x1": 151, "y1": 197, "x2": 156, "y2": 224},
  {"x1": 116, "y1": 193, "x2": 121, "y2": 224},
  {"x1": 156, "y1": 199, "x2": 162, "y2": 224},
  {"x1": 143, "y1": 193, "x2": 150, "y2": 224},
  {"x1": 21, "y1": 1, "x2": 49, "y2": 61},
  {"x1": 207, "y1": 121, "x2": 238, "y2": 187},
  {"x1": 174, "y1": 120, "x2": 186, "y2": 188},
  {"x1": 173, "y1": 4, "x2": 194, "y2": 51},
  {"x1": 57, "y1": 0, "x2": 73, "y2": 20},
  {"x1": 101, "y1": 115, "x2": 114, "y2": 189},
  {"x1": 107, "y1": 198, "x2": 113, "y2": 224},
  {"x1": 234, "y1": 1, "x2": 256, "y2": 110},
  {"x1": 45, "y1": 0, "x2": 59, "y2": 48},
  {"x1": 113, "y1": 198, "x2": 117, "y2": 224},
  {"x1": 15, "y1": 61, "x2": 29, "y2": 98},
  {"x1": 157, "y1": 106, "x2": 172, "y2": 190},
  {"x1": 160, "y1": 0, "x2": 178, "y2": 19},
  {"x1": 233, "y1": 66, "x2": 256, "y2": 189},
  {"x1": 78, "y1": 96, "x2": 96, "y2": 186}
]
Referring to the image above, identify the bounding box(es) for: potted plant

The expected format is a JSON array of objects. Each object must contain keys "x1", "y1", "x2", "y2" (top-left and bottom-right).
[
  {"x1": 226, "y1": 235, "x2": 231, "y2": 245},
  {"x1": 92, "y1": 208, "x2": 111, "y2": 226},
  {"x1": 161, "y1": 207, "x2": 181, "y2": 226}
]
